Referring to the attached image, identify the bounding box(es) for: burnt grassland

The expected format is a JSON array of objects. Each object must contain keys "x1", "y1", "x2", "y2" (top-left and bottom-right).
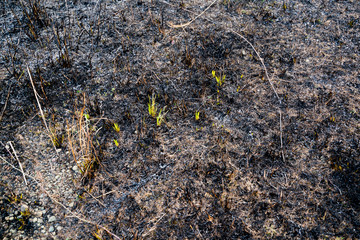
[{"x1": 0, "y1": 0, "x2": 359, "y2": 239}]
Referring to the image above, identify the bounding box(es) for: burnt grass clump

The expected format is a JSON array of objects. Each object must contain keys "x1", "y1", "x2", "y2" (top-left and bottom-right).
[{"x1": 0, "y1": 0, "x2": 359, "y2": 239}]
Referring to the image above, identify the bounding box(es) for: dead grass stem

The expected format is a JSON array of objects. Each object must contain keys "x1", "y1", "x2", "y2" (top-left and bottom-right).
[
  {"x1": 67, "y1": 94, "x2": 101, "y2": 182},
  {"x1": 27, "y1": 66, "x2": 56, "y2": 169}
]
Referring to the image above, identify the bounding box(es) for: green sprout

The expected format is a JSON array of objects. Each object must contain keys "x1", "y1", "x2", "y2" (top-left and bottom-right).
[
  {"x1": 156, "y1": 107, "x2": 167, "y2": 126},
  {"x1": 212, "y1": 70, "x2": 226, "y2": 87},
  {"x1": 195, "y1": 111, "x2": 200, "y2": 121},
  {"x1": 7, "y1": 193, "x2": 22, "y2": 204},
  {"x1": 148, "y1": 94, "x2": 157, "y2": 117},
  {"x1": 113, "y1": 123, "x2": 120, "y2": 132},
  {"x1": 113, "y1": 139, "x2": 119, "y2": 147},
  {"x1": 18, "y1": 208, "x2": 31, "y2": 230}
]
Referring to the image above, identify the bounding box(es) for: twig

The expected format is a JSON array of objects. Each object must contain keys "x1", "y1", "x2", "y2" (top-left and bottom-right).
[
  {"x1": 229, "y1": 30, "x2": 281, "y2": 103},
  {"x1": 95, "y1": 190, "x2": 116, "y2": 199},
  {"x1": 142, "y1": 213, "x2": 166, "y2": 238},
  {"x1": 168, "y1": 0, "x2": 219, "y2": 28},
  {"x1": 5, "y1": 142, "x2": 28, "y2": 185},
  {"x1": 85, "y1": 188, "x2": 106, "y2": 207},
  {"x1": 0, "y1": 153, "x2": 121, "y2": 240},
  {"x1": 27, "y1": 67, "x2": 55, "y2": 169},
  {"x1": 0, "y1": 84, "x2": 12, "y2": 123},
  {"x1": 279, "y1": 110, "x2": 285, "y2": 162}
]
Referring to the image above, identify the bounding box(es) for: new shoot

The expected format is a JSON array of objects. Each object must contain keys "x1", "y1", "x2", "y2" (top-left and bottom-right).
[
  {"x1": 113, "y1": 123, "x2": 120, "y2": 132},
  {"x1": 195, "y1": 111, "x2": 200, "y2": 121},
  {"x1": 212, "y1": 70, "x2": 226, "y2": 87},
  {"x1": 148, "y1": 94, "x2": 157, "y2": 117},
  {"x1": 156, "y1": 107, "x2": 167, "y2": 126}
]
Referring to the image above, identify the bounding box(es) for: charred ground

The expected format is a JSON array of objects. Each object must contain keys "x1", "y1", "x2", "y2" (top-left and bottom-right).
[{"x1": 0, "y1": 0, "x2": 359, "y2": 239}]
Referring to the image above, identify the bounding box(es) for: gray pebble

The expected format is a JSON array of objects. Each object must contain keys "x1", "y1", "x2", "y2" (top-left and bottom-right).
[
  {"x1": 20, "y1": 205, "x2": 28, "y2": 212},
  {"x1": 48, "y1": 216, "x2": 56, "y2": 222},
  {"x1": 35, "y1": 210, "x2": 43, "y2": 217}
]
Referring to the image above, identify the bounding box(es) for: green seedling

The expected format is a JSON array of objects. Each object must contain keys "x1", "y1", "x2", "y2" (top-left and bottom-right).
[
  {"x1": 156, "y1": 107, "x2": 167, "y2": 126},
  {"x1": 7, "y1": 193, "x2": 22, "y2": 204},
  {"x1": 92, "y1": 226, "x2": 104, "y2": 240},
  {"x1": 195, "y1": 111, "x2": 200, "y2": 121},
  {"x1": 84, "y1": 113, "x2": 90, "y2": 120},
  {"x1": 113, "y1": 139, "x2": 119, "y2": 147},
  {"x1": 113, "y1": 123, "x2": 120, "y2": 132},
  {"x1": 148, "y1": 94, "x2": 157, "y2": 117},
  {"x1": 212, "y1": 70, "x2": 226, "y2": 87},
  {"x1": 18, "y1": 208, "x2": 31, "y2": 230}
]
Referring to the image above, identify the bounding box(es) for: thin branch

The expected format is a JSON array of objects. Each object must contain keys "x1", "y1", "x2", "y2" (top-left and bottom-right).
[
  {"x1": 279, "y1": 110, "x2": 285, "y2": 162},
  {"x1": 27, "y1": 67, "x2": 56, "y2": 168},
  {"x1": 229, "y1": 30, "x2": 281, "y2": 103},
  {"x1": 5, "y1": 142, "x2": 28, "y2": 185},
  {"x1": 84, "y1": 188, "x2": 106, "y2": 208},
  {"x1": 168, "y1": 0, "x2": 219, "y2": 28},
  {"x1": 0, "y1": 84, "x2": 12, "y2": 123}
]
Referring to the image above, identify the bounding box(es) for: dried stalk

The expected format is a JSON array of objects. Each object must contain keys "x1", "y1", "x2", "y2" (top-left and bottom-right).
[
  {"x1": 4, "y1": 142, "x2": 28, "y2": 185},
  {"x1": 27, "y1": 67, "x2": 56, "y2": 168}
]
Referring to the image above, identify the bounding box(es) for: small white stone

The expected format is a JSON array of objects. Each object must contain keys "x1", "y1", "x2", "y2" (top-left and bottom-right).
[
  {"x1": 48, "y1": 216, "x2": 56, "y2": 222},
  {"x1": 20, "y1": 204, "x2": 28, "y2": 212},
  {"x1": 35, "y1": 211, "x2": 43, "y2": 217},
  {"x1": 72, "y1": 165, "x2": 78, "y2": 171},
  {"x1": 37, "y1": 218, "x2": 43, "y2": 224},
  {"x1": 49, "y1": 226, "x2": 55, "y2": 232},
  {"x1": 56, "y1": 226, "x2": 63, "y2": 231}
]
